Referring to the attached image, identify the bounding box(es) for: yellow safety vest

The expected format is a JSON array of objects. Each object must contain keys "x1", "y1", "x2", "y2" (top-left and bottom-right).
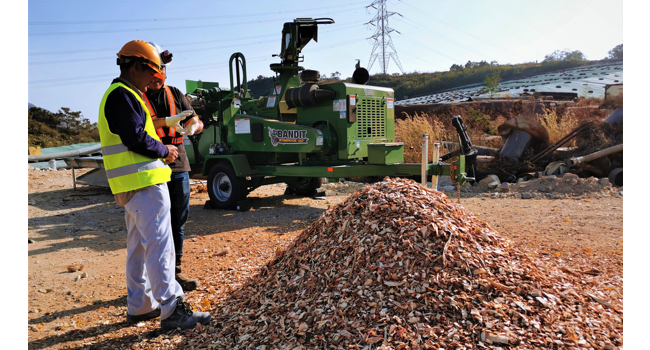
[{"x1": 98, "y1": 82, "x2": 171, "y2": 194}]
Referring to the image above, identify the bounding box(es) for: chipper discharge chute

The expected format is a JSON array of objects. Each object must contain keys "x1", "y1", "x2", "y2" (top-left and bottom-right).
[{"x1": 183, "y1": 18, "x2": 471, "y2": 210}]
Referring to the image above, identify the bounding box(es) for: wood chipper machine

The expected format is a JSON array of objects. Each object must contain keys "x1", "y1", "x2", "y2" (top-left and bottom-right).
[{"x1": 183, "y1": 18, "x2": 471, "y2": 210}]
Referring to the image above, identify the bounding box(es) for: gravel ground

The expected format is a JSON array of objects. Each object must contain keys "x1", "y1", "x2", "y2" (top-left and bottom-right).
[{"x1": 27, "y1": 168, "x2": 623, "y2": 349}]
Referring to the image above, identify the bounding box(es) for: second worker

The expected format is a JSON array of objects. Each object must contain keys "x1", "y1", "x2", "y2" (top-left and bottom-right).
[{"x1": 144, "y1": 43, "x2": 204, "y2": 291}]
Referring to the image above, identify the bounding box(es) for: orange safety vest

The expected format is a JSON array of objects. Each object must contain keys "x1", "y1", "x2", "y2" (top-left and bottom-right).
[{"x1": 143, "y1": 85, "x2": 184, "y2": 145}]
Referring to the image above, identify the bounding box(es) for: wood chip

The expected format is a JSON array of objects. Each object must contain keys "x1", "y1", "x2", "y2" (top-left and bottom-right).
[{"x1": 193, "y1": 178, "x2": 623, "y2": 349}]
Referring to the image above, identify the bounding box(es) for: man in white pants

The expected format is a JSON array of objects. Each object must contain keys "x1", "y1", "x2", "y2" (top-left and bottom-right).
[
  {"x1": 99, "y1": 40, "x2": 210, "y2": 330},
  {"x1": 124, "y1": 184, "x2": 182, "y2": 322}
]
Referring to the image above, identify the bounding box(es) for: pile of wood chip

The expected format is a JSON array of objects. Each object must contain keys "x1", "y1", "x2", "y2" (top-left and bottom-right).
[{"x1": 200, "y1": 178, "x2": 622, "y2": 349}]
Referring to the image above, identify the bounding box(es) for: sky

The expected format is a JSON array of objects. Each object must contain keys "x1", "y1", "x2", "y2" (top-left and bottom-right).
[{"x1": 27, "y1": 0, "x2": 624, "y2": 124}]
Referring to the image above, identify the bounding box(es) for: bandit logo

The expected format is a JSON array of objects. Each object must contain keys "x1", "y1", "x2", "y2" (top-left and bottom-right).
[{"x1": 268, "y1": 127, "x2": 309, "y2": 147}]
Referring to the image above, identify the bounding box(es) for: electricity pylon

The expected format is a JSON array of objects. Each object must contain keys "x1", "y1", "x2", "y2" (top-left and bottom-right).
[{"x1": 365, "y1": 0, "x2": 405, "y2": 75}]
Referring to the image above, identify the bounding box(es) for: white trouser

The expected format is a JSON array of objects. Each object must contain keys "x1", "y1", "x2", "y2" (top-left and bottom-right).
[{"x1": 124, "y1": 183, "x2": 184, "y2": 320}]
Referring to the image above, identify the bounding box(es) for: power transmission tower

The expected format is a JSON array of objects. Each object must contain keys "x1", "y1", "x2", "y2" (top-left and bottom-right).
[{"x1": 365, "y1": 0, "x2": 405, "y2": 75}]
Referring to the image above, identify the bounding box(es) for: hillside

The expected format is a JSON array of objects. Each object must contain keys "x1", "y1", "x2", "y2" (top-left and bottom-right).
[
  {"x1": 247, "y1": 46, "x2": 622, "y2": 101},
  {"x1": 28, "y1": 106, "x2": 99, "y2": 148}
]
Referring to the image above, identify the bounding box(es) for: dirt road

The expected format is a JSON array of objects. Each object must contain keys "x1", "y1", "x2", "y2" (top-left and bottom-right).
[{"x1": 27, "y1": 168, "x2": 623, "y2": 349}]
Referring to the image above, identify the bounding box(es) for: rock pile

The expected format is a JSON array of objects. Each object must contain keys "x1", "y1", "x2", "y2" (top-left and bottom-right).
[
  {"x1": 460, "y1": 173, "x2": 620, "y2": 199},
  {"x1": 201, "y1": 178, "x2": 622, "y2": 349}
]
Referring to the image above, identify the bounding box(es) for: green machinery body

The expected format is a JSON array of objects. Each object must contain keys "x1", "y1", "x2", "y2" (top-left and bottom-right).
[{"x1": 182, "y1": 18, "x2": 470, "y2": 210}]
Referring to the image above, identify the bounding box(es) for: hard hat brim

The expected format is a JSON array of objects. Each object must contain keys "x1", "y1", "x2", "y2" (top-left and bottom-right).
[{"x1": 143, "y1": 61, "x2": 163, "y2": 75}]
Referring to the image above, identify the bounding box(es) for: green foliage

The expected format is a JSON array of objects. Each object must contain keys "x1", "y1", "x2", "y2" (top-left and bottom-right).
[
  {"x1": 484, "y1": 71, "x2": 501, "y2": 96},
  {"x1": 247, "y1": 75, "x2": 275, "y2": 98},
  {"x1": 607, "y1": 44, "x2": 623, "y2": 60},
  {"x1": 466, "y1": 107, "x2": 496, "y2": 135},
  {"x1": 28, "y1": 107, "x2": 99, "y2": 147},
  {"x1": 246, "y1": 47, "x2": 595, "y2": 101},
  {"x1": 542, "y1": 49, "x2": 588, "y2": 68}
]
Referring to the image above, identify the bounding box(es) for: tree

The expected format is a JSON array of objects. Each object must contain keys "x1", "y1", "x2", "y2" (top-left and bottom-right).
[
  {"x1": 28, "y1": 107, "x2": 98, "y2": 147},
  {"x1": 563, "y1": 50, "x2": 586, "y2": 63},
  {"x1": 450, "y1": 64, "x2": 464, "y2": 72},
  {"x1": 484, "y1": 71, "x2": 501, "y2": 96},
  {"x1": 607, "y1": 44, "x2": 623, "y2": 60},
  {"x1": 543, "y1": 49, "x2": 587, "y2": 64},
  {"x1": 476, "y1": 60, "x2": 489, "y2": 68}
]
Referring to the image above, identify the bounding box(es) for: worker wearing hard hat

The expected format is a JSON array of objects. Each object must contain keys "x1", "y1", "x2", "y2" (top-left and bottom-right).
[
  {"x1": 143, "y1": 42, "x2": 204, "y2": 292},
  {"x1": 98, "y1": 40, "x2": 210, "y2": 330}
]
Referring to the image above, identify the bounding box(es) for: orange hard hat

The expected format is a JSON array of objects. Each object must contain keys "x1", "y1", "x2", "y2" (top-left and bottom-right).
[{"x1": 116, "y1": 40, "x2": 162, "y2": 75}]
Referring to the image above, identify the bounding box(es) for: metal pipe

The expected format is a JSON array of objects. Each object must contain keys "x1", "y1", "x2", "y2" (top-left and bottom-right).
[
  {"x1": 529, "y1": 122, "x2": 592, "y2": 163},
  {"x1": 421, "y1": 134, "x2": 429, "y2": 187},
  {"x1": 432, "y1": 142, "x2": 440, "y2": 190},
  {"x1": 567, "y1": 143, "x2": 623, "y2": 167}
]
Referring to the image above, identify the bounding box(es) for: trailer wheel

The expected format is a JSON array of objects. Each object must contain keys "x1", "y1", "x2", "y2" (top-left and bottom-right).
[
  {"x1": 288, "y1": 177, "x2": 322, "y2": 197},
  {"x1": 207, "y1": 162, "x2": 245, "y2": 210}
]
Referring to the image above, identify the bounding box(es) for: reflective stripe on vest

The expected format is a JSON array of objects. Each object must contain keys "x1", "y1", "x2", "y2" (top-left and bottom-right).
[
  {"x1": 164, "y1": 86, "x2": 177, "y2": 138},
  {"x1": 98, "y1": 82, "x2": 171, "y2": 194},
  {"x1": 173, "y1": 137, "x2": 183, "y2": 143},
  {"x1": 105, "y1": 159, "x2": 168, "y2": 179}
]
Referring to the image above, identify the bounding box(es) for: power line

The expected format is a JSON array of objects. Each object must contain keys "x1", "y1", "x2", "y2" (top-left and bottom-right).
[
  {"x1": 29, "y1": 56, "x2": 279, "y2": 89},
  {"x1": 29, "y1": 21, "x2": 365, "y2": 66},
  {"x1": 29, "y1": 7, "x2": 364, "y2": 36},
  {"x1": 29, "y1": 38, "x2": 278, "y2": 65},
  {"x1": 29, "y1": 21, "x2": 363, "y2": 57},
  {"x1": 29, "y1": 3, "x2": 364, "y2": 25},
  {"x1": 399, "y1": 35, "x2": 464, "y2": 65},
  {"x1": 365, "y1": 0, "x2": 405, "y2": 74},
  {"x1": 399, "y1": 18, "x2": 498, "y2": 62},
  {"x1": 29, "y1": 34, "x2": 276, "y2": 56},
  {"x1": 397, "y1": 50, "x2": 446, "y2": 71},
  {"x1": 400, "y1": 1, "x2": 527, "y2": 60},
  {"x1": 30, "y1": 37, "x2": 369, "y2": 88}
]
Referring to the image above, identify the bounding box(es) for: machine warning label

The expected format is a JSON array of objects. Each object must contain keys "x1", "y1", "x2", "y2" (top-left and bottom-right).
[
  {"x1": 235, "y1": 118, "x2": 250, "y2": 134},
  {"x1": 268, "y1": 127, "x2": 309, "y2": 147},
  {"x1": 349, "y1": 95, "x2": 356, "y2": 106},
  {"x1": 333, "y1": 99, "x2": 346, "y2": 112},
  {"x1": 267, "y1": 96, "x2": 277, "y2": 108},
  {"x1": 387, "y1": 98, "x2": 394, "y2": 109},
  {"x1": 316, "y1": 136, "x2": 323, "y2": 146},
  {"x1": 364, "y1": 89, "x2": 375, "y2": 96},
  {"x1": 233, "y1": 98, "x2": 241, "y2": 108},
  {"x1": 275, "y1": 85, "x2": 282, "y2": 95},
  {"x1": 339, "y1": 111, "x2": 346, "y2": 119}
]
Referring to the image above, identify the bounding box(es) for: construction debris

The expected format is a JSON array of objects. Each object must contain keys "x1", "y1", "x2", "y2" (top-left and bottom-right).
[{"x1": 202, "y1": 178, "x2": 622, "y2": 349}]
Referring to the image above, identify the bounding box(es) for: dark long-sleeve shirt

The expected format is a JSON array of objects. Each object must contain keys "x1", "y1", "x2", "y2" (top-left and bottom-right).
[{"x1": 104, "y1": 78, "x2": 169, "y2": 159}]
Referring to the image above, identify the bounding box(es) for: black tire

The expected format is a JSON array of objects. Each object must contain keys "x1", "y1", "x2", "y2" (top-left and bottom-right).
[
  {"x1": 207, "y1": 162, "x2": 245, "y2": 210},
  {"x1": 288, "y1": 177, "x2": 322, "y2": 197}
]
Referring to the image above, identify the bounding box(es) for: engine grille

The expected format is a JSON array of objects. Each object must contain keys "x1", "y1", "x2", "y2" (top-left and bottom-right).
[{"x1": 356, "y1": 98, "x2": 386, "y2": 139}]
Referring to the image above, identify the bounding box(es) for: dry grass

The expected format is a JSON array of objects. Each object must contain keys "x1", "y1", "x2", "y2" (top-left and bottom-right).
[
  {"x1": 540, "y1": 106, "x2": 579, "y2": 145},
  {"x1": 397, "y1": 97, "x2": 614, "y2": 162},
  {"x1": 395, "y1": 112, "x2": 449, "y2": 163}
]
